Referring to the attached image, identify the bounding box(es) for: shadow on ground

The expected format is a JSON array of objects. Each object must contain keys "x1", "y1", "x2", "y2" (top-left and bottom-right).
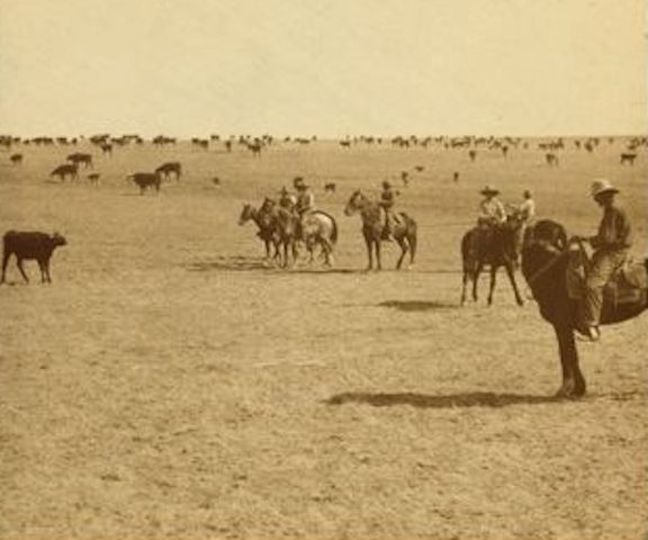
[
  {"x1": 325, "y1": 391, "x2": 561, "y2": 409},
  {"x1": 186, "y1": 256, "x2": 367, "y2": 273},
  {"x1": 186, "y1": 256, "x2": 272, "y2": 272},
  {"x1": 378, "y1": 300, "x2": 459, "y2": 311}
]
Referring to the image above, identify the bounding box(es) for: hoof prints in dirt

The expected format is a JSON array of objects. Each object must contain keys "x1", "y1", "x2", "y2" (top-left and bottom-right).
[{"x1": 325, "y1": 391, "x2": 560, "y2": 409}]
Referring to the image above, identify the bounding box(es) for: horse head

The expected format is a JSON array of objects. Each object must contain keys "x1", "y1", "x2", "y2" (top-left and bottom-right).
[
  {"x1": 238, "y1": 203, "x2": 254, "y2": 225},
  {"x1": 344, "y1": 190, "x2": 363, "y2": 216}
]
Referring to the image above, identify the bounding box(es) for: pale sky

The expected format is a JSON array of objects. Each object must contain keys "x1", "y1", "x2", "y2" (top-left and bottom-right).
[{"x1": 0, "y1": 0, "x2": 646, "y2": 138}]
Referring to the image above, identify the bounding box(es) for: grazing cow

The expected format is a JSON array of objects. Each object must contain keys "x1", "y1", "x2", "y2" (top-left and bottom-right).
[
  {"x1": 545, "y1": 153, "x2": 559, "y2": 166},
  {"x1": 619, "y1": 153, "x2": 637, "y2": 165},
  {"x1": 414, "y1": 165, "x2": 424, "y2": 172},
  {"x1": 247, "y1": 142, "x2": 262, "y2": 156},
  {"x1": 212, "y1": 177, "x2": 221, "y2": 186},
  {"x1": 339, "y1": 140, "x2": 351, "y2": 148},
  {"x1": 468, "y1": 150, "x2": 477, "y2": 162},
  {"x1": 453, "y1": 172, "x2": 460, "y2": 182},
  {"x1": 128, "y1": 172, "x2": 161, "y2": 194},
  {"x1": 67, "y1": 152, "x2": 93, "y2": 168},
  {"x1": 501, "y1": 145, "x2": 509, "y2": 157},
  {"x1": 51, "y1": 163, "x2": 78, "y2": 181},
  {"x1": 401, "y1": 171, "x2": 409, "y2": 186},
  {"x1": 87, "y1": 173, "x2": 100, "y2": 184},
  {"x1": 100, "y1": 143, "x2": 113, "y2": 156},
  {"x1": 324, "y1": 182, "x2": 336, "y2": 193},
  {"x1": 155, "y1": 162, "x2": 182, "y2": 181},
  {"x1": 225, "y1": 140, "x2": 232, "y2": 152},
  {"x1": 1, "y1": 231, "x2": 67, "y2": 284},
  {"x1": 10, "y1": 153, "x2": 23, "y2": 165}
]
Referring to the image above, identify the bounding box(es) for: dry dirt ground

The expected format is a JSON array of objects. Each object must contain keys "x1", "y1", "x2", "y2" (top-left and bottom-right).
[{"x1": 1, "y1": 139, "x2": 647, "y2": 539}]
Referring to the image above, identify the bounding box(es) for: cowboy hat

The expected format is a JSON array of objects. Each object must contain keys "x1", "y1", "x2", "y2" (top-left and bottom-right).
[
  {"x1": 480, "y1": 184, "x2": 499, "y2": 195},
  {"x1": 590, "y1": 178, "x2": 619, "y2": 198},
  {"x1": 293, "y1": 176, "x2": 304, "y2": 186}
]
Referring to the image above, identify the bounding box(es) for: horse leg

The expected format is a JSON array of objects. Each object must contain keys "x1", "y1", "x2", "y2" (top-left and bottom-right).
[
  {"x1": 364, "y1": 236, "x2": 373, "y2": 271},
  {"x1": 504, "y1": 261, "x2": 525, "y2": 306},
  {"x1": 487, "y1": 265, "x2": 497, "y2": 305},
  {"x1": 472, "y1": 263, "x2": 483, "y2": 302},
  {"x1": 460, "y1": 271, "x2": 470, "y2": 306},
  {"x1": 375, "y1": 240, "x2": 382, "y2": 271},
  {"x1": 395, "y1": 236, "x2": 408, "y2": 270},
  {"x1": 554, "y1": 324, "x2": 586, "y2": 398},
  {"x1": 321, "y1": 238, "x2": 333, "y2": 267}
]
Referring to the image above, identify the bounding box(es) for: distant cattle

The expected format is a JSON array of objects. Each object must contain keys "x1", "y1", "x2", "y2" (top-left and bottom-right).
[
  {"x1": 453, "y1": 172, "x2": 460, "y2": 182},
  {"x1": 545, "y1": 153, "x2": 559, "y2": 166},
  {"x1": 155, "y1": 162, "x2": 182, "y2": 181},
  {"x1": 10, "y1": 153, "x2": 22, "y2": 165},
  {"x1": 339, "y1": 140, "x2": 351, "y2": 148},
  {"x1": 619, "y1": 153, "x2": 637, "y2": 165},
  {"x1": 100, "y1": 144, "x2": 113, "y2": 156},
  {"x1": 67, "y1": 153, "x2": 93, "y2": 168},
  {"x1": 414, "y1": 165, "x2": 424, "y2": 172},
  {"x1": 128, "y1": 172, "x2": 161, "y2": 194},
  {"x1": 51, "y1": 163, "x2": 78, "y2": 181},
  {"x1": 324, "y1": 182, "x2": 336, "y2": 193},
  {"x1": 468, "y1": 150, "x2": 477, "y2": 162},
  {"x1": 247, "y1": 142, "x2": 262, "y2": 156},
  {"x1": 212, "y1": 177, "x2": 221, "y2": 186},
  {"x1": 87, "y1": 173, "x2": 100, "y2": 184},
  {"x1": 1, "y1": 230, "x2": 67, "y2": 284},
  {"x1": 401, "y1": 171, "x2": 409, "y2": 186},
  {"x1": 192, "y1": 138, "x2": 209, "y2": 149}
]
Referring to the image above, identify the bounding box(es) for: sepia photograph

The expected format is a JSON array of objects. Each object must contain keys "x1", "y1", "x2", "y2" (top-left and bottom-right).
[{"x1": 1, "y1": 0, "x2": 647, "y2": 538}]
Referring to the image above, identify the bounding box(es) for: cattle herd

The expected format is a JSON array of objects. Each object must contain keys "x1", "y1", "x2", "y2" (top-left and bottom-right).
[{"x1": 0, "y1": 132, "x2": 646, "y2": 284}]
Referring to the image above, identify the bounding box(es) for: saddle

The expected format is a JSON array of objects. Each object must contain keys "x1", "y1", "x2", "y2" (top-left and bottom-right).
[{"x1": 566, "y1": 249, "x2": 648, "y2": 307}]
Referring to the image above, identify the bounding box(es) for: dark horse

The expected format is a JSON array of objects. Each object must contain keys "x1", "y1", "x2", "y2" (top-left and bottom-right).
[
  {"x1": 238, "y1": 200, "x2": 280, "y2": 260},
  {"x1": 461, "y1": 215, "x2": 525, "y2": 306},
  {"x1": 521, "y1": 219, "x2": 648, "y2": 398},
  {"x1": 344, "y1": 190, "x2": 417, "y2": 270}
]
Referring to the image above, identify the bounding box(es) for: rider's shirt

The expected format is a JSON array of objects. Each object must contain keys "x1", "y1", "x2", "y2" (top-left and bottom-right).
[
  {"x1": 591, "y1": 205, "x2": 632, "y2": 252},
  {"x1": 380, "y1": 188, "x2": 396, "y2": 209},
  {"x1": 479, "y1": 197, "x2": 507, "y2": 224},
  {"x1": 519, "y1": 199, "x2": 535, "y2": 223},
  {"x1": 297, "y1": 190, "x2": 315, "y2": 213}
]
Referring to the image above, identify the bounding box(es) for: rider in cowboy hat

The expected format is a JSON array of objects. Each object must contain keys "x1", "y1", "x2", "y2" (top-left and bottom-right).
[
  {"x1": 379, "y1": 180, "x2": 398, "y2": 240},
  {"x1": 577, "y1": 178, "x2": 632, "y2": 341},
  {"x1": 478, "y1": 184, "x2": 507, "y2": 227},
  {"x1": 279, "y1": 185, "x2": 296, "y2": 210}
]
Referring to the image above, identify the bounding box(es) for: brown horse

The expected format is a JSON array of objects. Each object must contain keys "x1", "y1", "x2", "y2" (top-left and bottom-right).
[
  {"x1": 521, "y1": 219, "x2": 648, "y2": 398},
  {"x1": 344, "y1": 190, "x2": 417, "y2": 270},
  {"x1": 238, "y1": 201, "x2": 280, "y2": 260},
  {"x1": 460, "y1": 215, "x2": 525, "y2": 306}
]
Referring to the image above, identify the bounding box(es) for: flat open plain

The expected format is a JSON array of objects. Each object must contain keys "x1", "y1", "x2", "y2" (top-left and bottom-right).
[{"x1": 1, "y1": 138, "x2": 647, "y2": 539}]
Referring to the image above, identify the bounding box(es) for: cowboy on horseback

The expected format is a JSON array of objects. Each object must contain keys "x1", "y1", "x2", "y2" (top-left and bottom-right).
[
  {"x1": 379, "y1": 180, "x2": 398, "y2": 240},
  {"x1": 279, "y1": 186, "x2": 296, "y2": 210},
  {"x1": 575, "y1": 179, "x2": 632, "y2": 341},
  {"x1": 478, "y1": 185, "x2": 507, "y2": 227},
  {"x1": 294, "y1": 177, "x2": 315, "y2": 240}
]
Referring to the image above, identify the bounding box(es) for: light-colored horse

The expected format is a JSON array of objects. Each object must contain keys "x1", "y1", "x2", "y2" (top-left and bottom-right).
[
  {"x1": 299, "y1": 210, "x2": 338, "y2": 267},
  {"x1": 344, "y1": 190, "x2": 417, "y2": 270}
]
